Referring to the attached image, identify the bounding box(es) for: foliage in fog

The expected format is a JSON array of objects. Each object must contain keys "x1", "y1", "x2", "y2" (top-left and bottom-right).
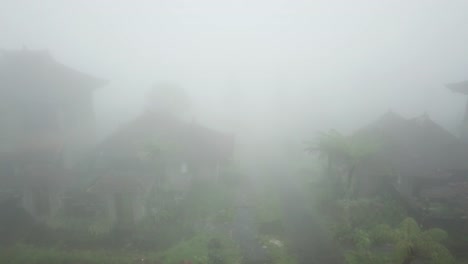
[
  {"x1": 345, "y1": 218, "x2": 454, "y2": 264},
  {"x1": 306, "y1": 130, "x2": 380, "y2": 197}
]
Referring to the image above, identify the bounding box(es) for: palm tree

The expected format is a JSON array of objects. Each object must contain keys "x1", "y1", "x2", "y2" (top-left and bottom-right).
[{"x1": 306, "y1": 130, "x2": 379, "y2": 196}]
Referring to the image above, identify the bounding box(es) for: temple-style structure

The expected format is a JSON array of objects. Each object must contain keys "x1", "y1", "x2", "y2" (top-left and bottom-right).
[
  {"x1": 0, "y1": 49, "x2": 106, "y2": 220},
  {"x1": 446, "y1": 80, "x2": 468, "y2": 141},
  {"x1": 90, "y1": 111, "x2": 234, "y2": 226}
]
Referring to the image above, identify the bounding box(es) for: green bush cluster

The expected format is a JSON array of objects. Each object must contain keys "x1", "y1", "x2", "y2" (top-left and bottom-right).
[
  {"x1": 337, "y1": 198, "x2": 407, "y2": 228},
  {"x1": 344, "y1": 218, "x2": 455, "y2": 264},
  {"x1": 1, "y1": 233, "x2": 242, "y2": 264},
  {"x1": 327, "y1": 197, "x2": 406, "y2": 246},
  {"x1": 0, "y1": 244, "x2": 137, "y2": 264},
  {"x1": 154, "y1": 234, "x2": 241, "y2": 264}
]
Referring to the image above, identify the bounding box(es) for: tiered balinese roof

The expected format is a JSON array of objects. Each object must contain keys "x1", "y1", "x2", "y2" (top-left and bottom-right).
[
  {"x1": 0, "y1": 49, "x2": 107, "y2": 102},
  {"x1": 355, "y1": 111, "x2": 468, "y2": 219},
  {"x1": 354, "y1": 111, "x2": 468, "y2": 178},
  {"x1": 98, "y1": 111, "x2": 234, "y2": 166},
  {"x1": 446, "y1": 80, "x2": 468, "y2": 94}
]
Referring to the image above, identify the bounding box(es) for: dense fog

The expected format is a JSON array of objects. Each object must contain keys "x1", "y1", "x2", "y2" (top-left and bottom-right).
[
  {"x1": 4, "y1": 1, "x2": 468, "y2": 135},
  {"x1": 2, "y1": 1, "x2": 468, "y2": 264}
]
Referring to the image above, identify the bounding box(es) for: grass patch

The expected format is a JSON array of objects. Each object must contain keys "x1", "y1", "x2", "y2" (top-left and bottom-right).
[
  {"x1": 0, "y1": 244, "x2": 140, "y2": 264},
  {"x1": 153, "y1": 233, "x2": 241, "y2": 264}
]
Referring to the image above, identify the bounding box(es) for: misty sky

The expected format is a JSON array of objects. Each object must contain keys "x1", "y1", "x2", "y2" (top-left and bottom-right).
[{"x1": 3, "y1": 0, "x2": 468, "y2": 140}]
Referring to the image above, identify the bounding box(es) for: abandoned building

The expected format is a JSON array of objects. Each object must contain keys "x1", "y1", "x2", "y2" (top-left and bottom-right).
[
  {"x1": 0, "y1": 49, "x2": 107, "y2": 220},
  {"x1": 447, "y1": 80, "x2": 468, "y2": 142},
  {"x1": 89, "y1": 111, "x2": 234, "y2": 226},
  {"x1": 352, "y1": 111, "x2": 468, "y2": 220}
]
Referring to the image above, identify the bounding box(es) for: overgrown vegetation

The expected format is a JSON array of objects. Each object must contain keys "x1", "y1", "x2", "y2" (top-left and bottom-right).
[
  {"x1": 0, "y1": 233, "x2": 242, "y2": 264},
  {"x1": 345, "y1": 217, "x2": 455, "y2": 264},
  {"x1": 155, "y1": 234, "x2": 241, "y2": 264},
  {"x1": 258, "y1": 235, "x2": 297, "y2": 264},
  {"x1": 305, "y1": 129, "x2": 462, "y2": 263},
  {"x1": 0, "y1": 244, "x2": 138, "y2": 264}
]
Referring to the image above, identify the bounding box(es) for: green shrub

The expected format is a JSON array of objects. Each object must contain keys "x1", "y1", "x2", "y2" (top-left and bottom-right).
[
  {"x1": 422, "y1": 228, "x2": 449, "y2": 243},
  {"x1": 368, "y1": 224, "x2": 396, "y2": 244},
  {"x1": 0, "y1": 244, "x2": 137, "y2": 264},
  {"x1": 345, "y1": 250, "x2": 392, "y2": 264},
  {"x1": 345, "y1": 218, "x2": 455, "y2": 264},
  {"x1": 337, "y1": 198, "x2": 406, "y2": 229},
  {"x1": 153, "y1": 234, "x2": 241, "y2": 264},
  {"x1": 353, "y1": 229, "x2": 372, "y2": 250},
  {"x1": 391, "y1": 218, "x2": 454, "y2": 264},
  {"x1": 330, "y1": 222, "x2": 355, "y2": 244}
]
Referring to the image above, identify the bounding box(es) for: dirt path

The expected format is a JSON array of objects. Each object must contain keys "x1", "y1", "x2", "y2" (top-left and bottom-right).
[
  {"x1": 236, "y1": 144, "x2": 344, "y2": 264},
  {"x1": 278, "y1": 178, "x2": 343, "y2": 264},
  {"x1": 260, "y1": 162, "x2": 344, "y2": 264},
  {"x1": 232, "y1": 187, "x2": 269, "y2": 264}
]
